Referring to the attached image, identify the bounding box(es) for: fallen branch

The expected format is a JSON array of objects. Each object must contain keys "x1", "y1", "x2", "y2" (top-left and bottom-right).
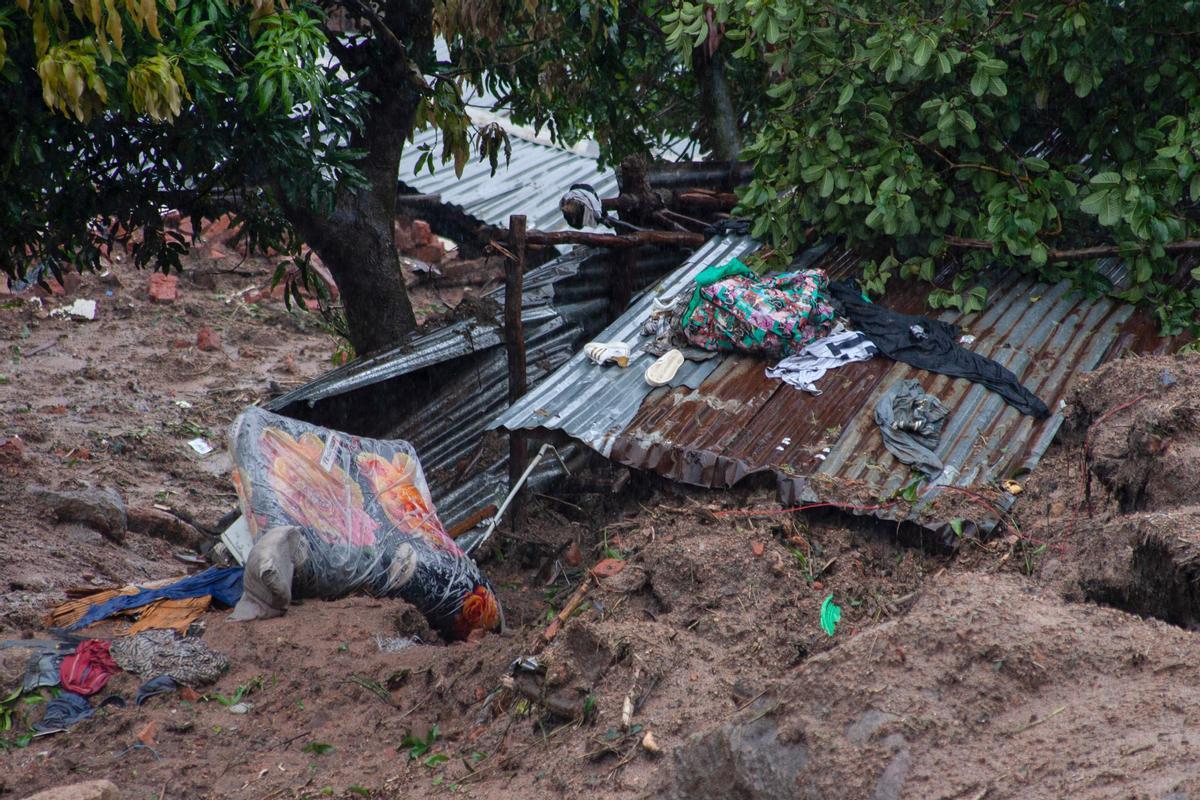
[
  {"x1": 531, "y1": 579, "x2": 592, "y2": 654},
  {"x1": 1007, "y1": 705, "x2": 1067, "y2": 735},
  {"x1": 946, "y1": 235, "x2": 1200, "y2": 260}
]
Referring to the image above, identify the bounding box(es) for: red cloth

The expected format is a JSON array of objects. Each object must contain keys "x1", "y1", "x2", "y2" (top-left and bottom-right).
[{"x1": 59, "y1": 639, "x2": 119, "y2": 696}]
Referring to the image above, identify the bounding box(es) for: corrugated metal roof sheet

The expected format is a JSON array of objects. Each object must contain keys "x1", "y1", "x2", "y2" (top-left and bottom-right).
[
  {"x1": 268, "y1": 242, "x2": 690, "y2": 530},
  {"x1": 493, "y1": 238, "x2": 1165, "y2": 535},
  {"x1": 268, "y1": 247, "x2": 596, "y2": 410},
  {"x1": 398, "y1": 128, "x2": 618, "y2": 233}
]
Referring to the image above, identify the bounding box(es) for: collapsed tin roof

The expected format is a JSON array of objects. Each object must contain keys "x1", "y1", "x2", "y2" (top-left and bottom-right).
[
  {"x1": 266, "y1": 243, "x2": 686, "y2": 529},
  {"x1": 398, "y1": 127, "x2": 618, "y2": 233},
  {"x1": 492, "y1": 236, "x2": 1173, "y2": 536}
]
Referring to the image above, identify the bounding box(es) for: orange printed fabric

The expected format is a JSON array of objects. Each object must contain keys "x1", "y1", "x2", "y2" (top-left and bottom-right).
[{"x1": 126, "y1": 596, "x2": 212, "y2": 635}]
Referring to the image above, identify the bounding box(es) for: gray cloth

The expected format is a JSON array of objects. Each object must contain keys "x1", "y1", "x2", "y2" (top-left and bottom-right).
[
  {"x1": 109, "y1": 629, "x2": 228, "y2": 687},
  {"x1": 641, "y1": 292, "x2": 718, "y2": 362},
  {"x1": 874, "y1": 379, "x2": 949, "y2": 476},
  {"x1": 560, "y1": 184, "x2": 604, "y2": 229},
  {"x1": 22, "y1": 652, "x2": 63, "y2": 693},
  {"x1": 231, "y1": 525, "x2": 307, "y2": 621}
]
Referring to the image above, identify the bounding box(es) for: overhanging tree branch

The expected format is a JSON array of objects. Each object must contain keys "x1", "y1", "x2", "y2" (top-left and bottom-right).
[{"x1": 946, "y1": 236, "x2": 1200, "y2": 261}]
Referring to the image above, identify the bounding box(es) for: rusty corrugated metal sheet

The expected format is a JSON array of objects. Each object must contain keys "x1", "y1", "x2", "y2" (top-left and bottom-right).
[{"x1": 495, "y1": 239, "x2": 1167, "y2": 535}]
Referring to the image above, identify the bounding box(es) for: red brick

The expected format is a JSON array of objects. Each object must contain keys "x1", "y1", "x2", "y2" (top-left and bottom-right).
[
  {"x1": 393, "y1": 221, "x2": 415, "y2": 252},
  {"x1": 0, "y1": 436, "x2": 25, "y2": 463},
  {"x1": 591, "y1": 558, "x2": 626, "y2": 579},
  {"x1": 412, "y1": 244, "x2": 444, "y2": 264},
  {"x1": 202, "y1": 214, "x2": 232, "y2": 241},
  {"x1": 148, "y1": 273, "x2": 178, "y2": 303},
  {"x1": 34, "y1": 280, "x2": 65, "y2": 297},
  {"x1": 412, "y1": 219, "x2": 433, "y2": 244},
  {"x1": 62, "y1": 271, "x2": 83, "y2": 294},
  {"x1": 196, "y1": 326, "x2": 221, "y2": 351}
]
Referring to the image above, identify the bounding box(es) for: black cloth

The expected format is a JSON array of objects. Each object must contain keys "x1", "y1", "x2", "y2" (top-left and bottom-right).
[
  {"x1": 702, "y1": 218, "x2": 752, "y2": 237},
  {"x1": 135, "y1": 675, "x2": 179, "y2": 705},
  {"x1": 830, "y1": 280, "x2": 1049, "y2": 418}
]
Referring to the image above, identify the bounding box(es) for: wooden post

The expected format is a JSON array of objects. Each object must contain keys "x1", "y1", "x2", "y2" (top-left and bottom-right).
[{"x1": 505, "y1": 214, "x2": 528, "y2": 531}]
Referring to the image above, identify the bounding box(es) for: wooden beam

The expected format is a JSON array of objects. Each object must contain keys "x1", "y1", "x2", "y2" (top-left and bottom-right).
[
  {"x1": 505, "y1": 214, "x2": 529, "y2": 533},
  {"x1": 946, "y1": 235, "x2": 1200, "y2": 261},
  {"x1": 519, "y1": 229, "x2": 706, "y2": 249}
]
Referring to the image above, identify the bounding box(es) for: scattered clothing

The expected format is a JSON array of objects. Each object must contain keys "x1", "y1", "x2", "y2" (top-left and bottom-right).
[
  {"x1": 2, "y1": 637, "x2": 79, "y2": 693},
  {"x1": 126, "y1": 596, "x2": 214, "y2": 635},
  {"x1": 33, "y1": 692, "x2": 94, "y2": 733},
  {"x1": 135, "y1": 675, "x2": 179, "y2": 705},
  {"x1": 829, "y1": 279, "x2": 1050, "y2": 418},
  {"x1": 875, "y1": 380, "x2": 950, "y2": 476},
  {"x1": 22, "y1": 652, "x2": 63, "y2": 693},
  {"x1": 67, "y1": 567, "x2": 243, "y2": 631},
  {"x1": 766, "y1": 329, "x2": 878, "y2": 394},
  {"x1": 60, "y1": 639, "x2": 119, "y2": 696},
  {"x1": 641, "y1": 292, "x2": 718, "y2": 361},
  {"x1": 682, "y1": 259, "x2": 837, "y2": 359},
  {"x1": 33, "y1": 693, "x2": 124, "y2": 733},
  {"x1": 560, "y1": 184, "x2": 605, "y2": 229},
  {"x1": 110, "y1": 629, "x2": 229, "y2": 687}
]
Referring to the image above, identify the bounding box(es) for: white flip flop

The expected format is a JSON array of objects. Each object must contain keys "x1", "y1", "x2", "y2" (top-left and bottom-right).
[
  {"x1": 645, "y1": 349, "x2": 684, "y2": 386},
  {"x1": 584, "y1": 341, "x2": 630, "y2": 368}
]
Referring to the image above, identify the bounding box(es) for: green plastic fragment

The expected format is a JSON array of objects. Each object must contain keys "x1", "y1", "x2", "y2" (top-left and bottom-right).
[{"x1": 820, "y1": 594, "x2": 841, "y2": 637}]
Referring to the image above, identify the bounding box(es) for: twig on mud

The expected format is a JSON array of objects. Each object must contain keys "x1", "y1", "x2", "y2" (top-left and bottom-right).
[
  {"x1": 732, "y1": 688, "x2": 769, "y2": 714},
  {"x1": 534, "y1": 492, "x2": 584, "y2": 512},
  {"x1": 339, "y1": 675, "x2": 396, "y2": 708},
  {"x1": 1077, "y1": 392, "x2": 1150, "y2": 514},
  {"x1": 457, "y1": 722, "x2": 573, "y2": 784},
  {"x1": 272, "y1": 730, "x2": 312, "y2": 751},
  {"x1": 1006, "y1": 705, "x2": 1066, "y2": 735},
  {"x1": 22, "y1": 341, "x2": 58, "y2": 357}
]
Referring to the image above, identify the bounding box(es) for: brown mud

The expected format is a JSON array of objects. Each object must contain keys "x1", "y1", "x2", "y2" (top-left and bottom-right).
[{"x1": 4, "y1": 254, "x2": 1200, "y2": 800}]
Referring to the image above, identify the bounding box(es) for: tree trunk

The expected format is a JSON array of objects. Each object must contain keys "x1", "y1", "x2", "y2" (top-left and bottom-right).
[
  {"x1": 288, "y1": 189, "x2": 417, "y2": 356},
  {"x1": 694, "y1": 49, "x2": 741, "y2": 161},
  {"x1": 283, "y1": 0, "x2": 434, "y2": 357}
]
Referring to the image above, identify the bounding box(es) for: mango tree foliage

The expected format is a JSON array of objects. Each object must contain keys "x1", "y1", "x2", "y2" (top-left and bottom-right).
[
  {"x1": 665, "y1": 0, "x2": 1200, "y2": 333},
  {"x1": 2, "y1": 0, "x2": 750, "y2": 353},
  {"x1": 0, "y1": 0, "x2": 362, "y2": 281}
]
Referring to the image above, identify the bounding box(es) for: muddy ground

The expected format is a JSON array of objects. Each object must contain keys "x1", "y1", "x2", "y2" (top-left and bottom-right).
[{"x1": 3, "y1": 249, "x2": 1200, "y2": 799}]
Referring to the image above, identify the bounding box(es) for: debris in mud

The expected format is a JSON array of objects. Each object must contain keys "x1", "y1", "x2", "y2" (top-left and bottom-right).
[
  {"x1": 30, "y1": 485, "x2": 128, "y2": 543},
  {"x1": 23, "y1": 779, "x2": 121, "y2": 800},
  {"x1": 1070, "y1": 354, "x2": 1200, "y2": 514},
  {"x1": 666, "y1": 707, "x2": 807, "y2": 800}
]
